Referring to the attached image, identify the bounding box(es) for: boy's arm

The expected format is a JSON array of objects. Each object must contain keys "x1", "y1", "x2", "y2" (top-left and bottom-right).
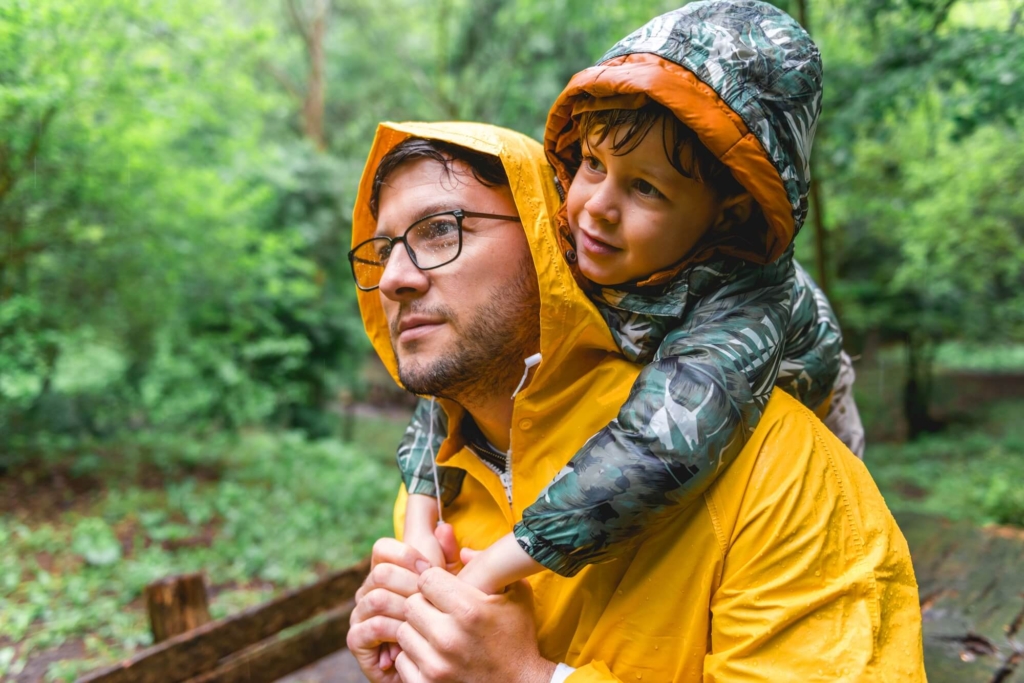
[
  {"x1": 396, "y1": 398, "x2": 466, "y2": 568},
  {"x1": 396, "y1": 397, "x2": 464, "y2": 503},
  {"x1": 514, "y1": 259, "x2": 796, "y2": 577}
]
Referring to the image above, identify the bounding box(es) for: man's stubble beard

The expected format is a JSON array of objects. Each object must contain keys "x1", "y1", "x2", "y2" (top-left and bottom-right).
[{"x1": 393, "y1": 254, "x2": 541, "y2": 407}]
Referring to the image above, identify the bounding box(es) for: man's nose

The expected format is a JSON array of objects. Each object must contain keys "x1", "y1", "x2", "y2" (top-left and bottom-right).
[
  {"x1": 378, "y1": 242, "x2": 429, "y2": 301},
  {"x1": 583, "y1": 179, "x2": 621, "y2": 226}
]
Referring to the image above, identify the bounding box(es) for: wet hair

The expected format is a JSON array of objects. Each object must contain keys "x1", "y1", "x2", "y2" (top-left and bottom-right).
[
  {"x1": 369, "y1": 137, "x2": 509, "y2": 219},
  {"x1": 577, "y1": 102, "x2": 745, "y2": 198}
]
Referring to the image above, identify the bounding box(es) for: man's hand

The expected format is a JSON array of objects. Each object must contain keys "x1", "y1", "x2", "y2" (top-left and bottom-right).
[
  {"x1": 347, "y1": 538, "x2": 430, "y2": 683},
  {"x1": 393, "y1": 567, "x2": 557, "y2": 683}
]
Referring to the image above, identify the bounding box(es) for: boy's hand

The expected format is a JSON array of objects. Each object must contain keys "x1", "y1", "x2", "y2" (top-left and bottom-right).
[
  {"x1": 403, "y1": 493, "x2": 445, "y2": 568},
  {"x1": 455, "y1": 532, "x2": 545, "y2": 595}
]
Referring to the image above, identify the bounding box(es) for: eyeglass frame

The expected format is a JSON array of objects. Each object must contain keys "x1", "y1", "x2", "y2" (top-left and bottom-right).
[{"x1": 348, "y1": 208, "x2": 521, "y2": 292}]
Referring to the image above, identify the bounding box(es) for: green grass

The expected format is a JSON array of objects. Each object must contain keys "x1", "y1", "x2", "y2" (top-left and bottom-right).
[
  {"x1": 0, "y1": 416, "x2": 407, "y2": 681},
  {"x1": 866, "y1": 401, "x2": 1024, "y2": 527}
]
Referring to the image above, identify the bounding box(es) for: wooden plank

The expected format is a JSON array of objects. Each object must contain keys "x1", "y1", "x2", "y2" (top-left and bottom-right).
[
  {"x1": 77, "y1": 559, "x2": 369, "y2": 683},
  {"x1": 896, "y1": 512, "x2": 1024, "y2": 683},
  {"x1": 146, "y1": 573, "x2": 212, "y2": 643},
  {"x1": 184, "y1": 603, "x2": 355, "y2": 683}
]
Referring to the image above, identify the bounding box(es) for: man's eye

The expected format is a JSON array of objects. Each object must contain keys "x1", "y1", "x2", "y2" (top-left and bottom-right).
[
  {"x1": 423, "y1": 220, "x2": 458, "y2": 239},
  {"x1": 374, "y1": 242, "x2": 393, "y2": 261},
  {"x1": 634, "y1": 179, "x2": 665, "y2": 199},
  {"x1": 413, "y1": 219, "x2": 460, "y2": 253}
]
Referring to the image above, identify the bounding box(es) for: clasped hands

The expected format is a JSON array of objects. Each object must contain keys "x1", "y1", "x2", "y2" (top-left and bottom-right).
[{"x1": 346, "y1": 524, "x2": 557, "y2": 683}]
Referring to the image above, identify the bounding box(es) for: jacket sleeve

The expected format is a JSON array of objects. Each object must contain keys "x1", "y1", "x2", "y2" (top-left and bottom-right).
[
  {"x1": 395, "y1": 397, "x2": 465, "y2": 505},
  {"x1": 514, "y1": 262, "x2": 796, "y2": 576}
]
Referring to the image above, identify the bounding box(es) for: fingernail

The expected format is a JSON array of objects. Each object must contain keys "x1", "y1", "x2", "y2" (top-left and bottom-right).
[{"x1": 415, "y1": 560, "x2": 429, "y2": 573}]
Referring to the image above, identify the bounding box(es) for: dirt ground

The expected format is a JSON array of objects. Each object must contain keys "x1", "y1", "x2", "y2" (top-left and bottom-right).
[{"x1": 278, "y1": 650, "x2": 368, "y2": 683}]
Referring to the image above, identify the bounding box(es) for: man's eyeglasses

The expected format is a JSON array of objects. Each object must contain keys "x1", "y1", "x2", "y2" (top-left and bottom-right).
[{"x1": 348, "y1": 209, "x2": 521, "y2": 291}]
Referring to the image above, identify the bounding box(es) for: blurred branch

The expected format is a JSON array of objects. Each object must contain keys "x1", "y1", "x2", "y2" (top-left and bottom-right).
[
  {"x1": 1010, "y1": 6, "x2": 1022, "y2": 33},
  {"x1": 0, "y1": 106, "x2": 57, "y2": 206},
  {"x1": 285, "y1": 0, "x2": 313, "y2": 49},
  {"x1": 279, "y1": 0, "x2": 328, "y2": 150},
  {"x1": 794, "y1": 0, "x2": 831, "y2": 298},
  {"x1": 929, "y1": 0, "x2": 959, "y2": 33},
  {"x1": 262, "y1": 60, "x2": 304, "y2": 103}
]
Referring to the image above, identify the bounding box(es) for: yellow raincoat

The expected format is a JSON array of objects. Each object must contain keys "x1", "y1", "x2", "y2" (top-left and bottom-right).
[{"x1": 352, "y1": 121, "x2": 925, "y2": 682}]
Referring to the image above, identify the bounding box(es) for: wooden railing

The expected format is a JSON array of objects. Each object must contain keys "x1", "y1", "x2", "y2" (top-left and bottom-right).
[{"x1": 76, "y1": 559, "x2": 369, "y2": 683}]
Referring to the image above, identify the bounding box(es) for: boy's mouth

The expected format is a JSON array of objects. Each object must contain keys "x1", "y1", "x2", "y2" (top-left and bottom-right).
[{"x1": 578, "y1": 229, "x2": 622, "y2": 256}]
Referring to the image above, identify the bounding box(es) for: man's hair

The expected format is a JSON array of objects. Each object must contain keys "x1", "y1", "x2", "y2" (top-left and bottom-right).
[
  {"x1": 370, "y1": 138, "x2": 510, "y2": 219},
  {"x1": 578, "y1": 102, "x2": 745, "y2": 198}
]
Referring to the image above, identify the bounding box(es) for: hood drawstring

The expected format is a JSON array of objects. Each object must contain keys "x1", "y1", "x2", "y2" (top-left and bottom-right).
[{"x1": 512, "y1": 353, "x2": 543, "y2": 399}]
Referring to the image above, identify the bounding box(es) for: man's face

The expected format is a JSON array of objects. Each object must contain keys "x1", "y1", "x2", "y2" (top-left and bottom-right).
[{"x1": 375, "y1": 157, "x2": 540, "y2": 403}]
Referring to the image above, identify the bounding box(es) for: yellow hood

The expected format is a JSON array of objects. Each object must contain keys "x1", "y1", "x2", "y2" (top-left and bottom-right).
[{"x1": 351, "y1": 121, "x2": 637, "y2": 519}]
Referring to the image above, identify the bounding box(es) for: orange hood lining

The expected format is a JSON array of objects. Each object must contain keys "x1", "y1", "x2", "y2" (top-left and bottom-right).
[{"x1": 545, "y1": 52, "x2": 795, "y2": 268}]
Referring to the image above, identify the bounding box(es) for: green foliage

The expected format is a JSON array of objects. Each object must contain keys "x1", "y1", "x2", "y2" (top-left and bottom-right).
[
  {"x1": 0, "y1": 417, "x2": 406, "y2": 679},
  {"x1": 868, "y1": 401, "x2": 1024, "y2": 526},
  {"x1": 0, "y1": 0, "x2": 371, "y2": 440}
]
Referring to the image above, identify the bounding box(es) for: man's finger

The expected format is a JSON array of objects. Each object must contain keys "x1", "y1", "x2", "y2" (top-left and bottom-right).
[
  {"x1": 418, "y1": 566, "x2": 484, "y2": 615},
  {"x1": 356, "y1": 562, "x2": 421, "y2": 602},
  {"x1": 346, "y1": 614, "x2": 404, "y2": 651},
  {"x1": 397, "y1": 619, "x2": 450, "y2": 680},
  {"x1": 370, "y1": 537, "x2": 431, "y2": 573},
  {"x1": 393, "y1": 651, "x2": 424, "y2": 683},
  {"x1": 351, "y1": 587, "x2": 408, "y2": 624}
]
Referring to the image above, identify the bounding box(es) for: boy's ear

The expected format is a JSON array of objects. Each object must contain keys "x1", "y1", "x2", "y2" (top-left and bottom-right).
[{"x1": 712, "y1": 192, "x2": 755, "y2": 233}]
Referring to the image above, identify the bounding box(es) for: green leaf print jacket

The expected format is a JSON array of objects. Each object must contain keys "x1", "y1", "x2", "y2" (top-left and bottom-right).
[{"x1": 396, "y1": 1, "x2": 840, "y2": 575}]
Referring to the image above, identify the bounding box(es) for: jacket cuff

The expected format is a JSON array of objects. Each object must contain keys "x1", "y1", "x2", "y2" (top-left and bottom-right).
[
  {"x1": 513, "y1": 521, "x2": 587, "y2": 577},
  {"x1": 551, "y1": 663, "x2": 576, "y2": 683},
  {"x1": 407, "y1": 475, "x2": 438, "y2": 498}
]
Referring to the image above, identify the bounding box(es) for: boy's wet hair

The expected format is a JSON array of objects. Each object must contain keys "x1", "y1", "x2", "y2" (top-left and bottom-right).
[
  {"x1": 578, "y1": 102, "x2": 745, "y2": 198},
  {"x1": 370, "y1": 138, "x2": 509, "y2": 219}
]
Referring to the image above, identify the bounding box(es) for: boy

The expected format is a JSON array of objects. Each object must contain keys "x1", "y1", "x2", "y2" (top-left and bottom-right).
[{"x1": 390, "y1": 0, "x2": 863, "y2": 593}]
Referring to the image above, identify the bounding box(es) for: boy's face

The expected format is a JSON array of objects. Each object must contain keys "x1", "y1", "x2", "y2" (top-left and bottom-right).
[{"x1": 566, "y1": 122, "x2": 724, "y2": 286}]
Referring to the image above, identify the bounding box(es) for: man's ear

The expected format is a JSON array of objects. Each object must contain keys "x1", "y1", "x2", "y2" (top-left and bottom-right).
[{"x1": 711, "y1": 192, "x2": 755, "y2": 233}]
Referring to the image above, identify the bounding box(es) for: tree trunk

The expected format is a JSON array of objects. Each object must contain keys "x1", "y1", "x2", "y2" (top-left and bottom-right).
[
  {"x1": 303, "y1": 0, "x2": 327, "y2": 150},
  {"x1": 145, "y1": 572, "x2": 212, "y2": 643},
  {"x1": 903, "y1": 333, "x2": 942, "y2": 439},
  {"x1": 793, "y1": 0, "x2": 830, "y2": 298}
]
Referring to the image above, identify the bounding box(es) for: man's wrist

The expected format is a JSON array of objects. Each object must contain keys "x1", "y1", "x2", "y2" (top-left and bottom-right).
[{"x1": 524, "y1": 657, "x2": 558, "y2": 683}]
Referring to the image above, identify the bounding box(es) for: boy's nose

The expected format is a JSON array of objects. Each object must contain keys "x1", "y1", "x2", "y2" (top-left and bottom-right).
[
  {"x1": 378, "y1": 243, "x2": 429, "y2": 301},
  {"x1": 583, "y1": 181, "x2": 621, "y2": 225}
]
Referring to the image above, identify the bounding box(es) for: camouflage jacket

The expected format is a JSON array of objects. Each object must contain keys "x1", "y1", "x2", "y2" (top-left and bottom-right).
[
  {"x1": 397, "y1": 1, "x2": 836, "y2": 575},
  {"x1": 396, "y1": 248, "x2": 843, "y2": 574}
]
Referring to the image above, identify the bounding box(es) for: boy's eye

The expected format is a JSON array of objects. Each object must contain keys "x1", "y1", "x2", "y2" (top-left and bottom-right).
[
  {"x1": 582, "y1": 155, "x2": 605, "y2": 173},
  {"x1": 634, "y1": 179, "x2": 665, "y2": 199}
]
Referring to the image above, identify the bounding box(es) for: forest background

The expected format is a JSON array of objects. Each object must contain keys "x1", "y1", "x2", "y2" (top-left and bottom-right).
[{"x1": 1, "y1": 0, "x2": 1023, "y2": 680}]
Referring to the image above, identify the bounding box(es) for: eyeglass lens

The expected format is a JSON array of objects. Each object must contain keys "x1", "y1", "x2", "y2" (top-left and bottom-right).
[{"x1": 351, "y1": 212, "x2": 462, "y2": 289}]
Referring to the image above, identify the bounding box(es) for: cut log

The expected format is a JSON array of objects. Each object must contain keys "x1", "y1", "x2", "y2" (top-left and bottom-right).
[
  {"x1": 145, "y1": 573, "x2": 212, "y2": 643},
  {"x1": 896, "y1": 512, "x2": 1024, "y2": 683}
]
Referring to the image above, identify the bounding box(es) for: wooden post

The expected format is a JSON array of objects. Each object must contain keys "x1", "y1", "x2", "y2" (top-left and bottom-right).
[{"x1": 145, "y1": 572, "x2": 212, "y2": 643}]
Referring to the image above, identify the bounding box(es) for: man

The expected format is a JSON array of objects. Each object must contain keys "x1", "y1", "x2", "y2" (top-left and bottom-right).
[{"x1": 346, "y1": 121, "x2": 926, "y2": 682}]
